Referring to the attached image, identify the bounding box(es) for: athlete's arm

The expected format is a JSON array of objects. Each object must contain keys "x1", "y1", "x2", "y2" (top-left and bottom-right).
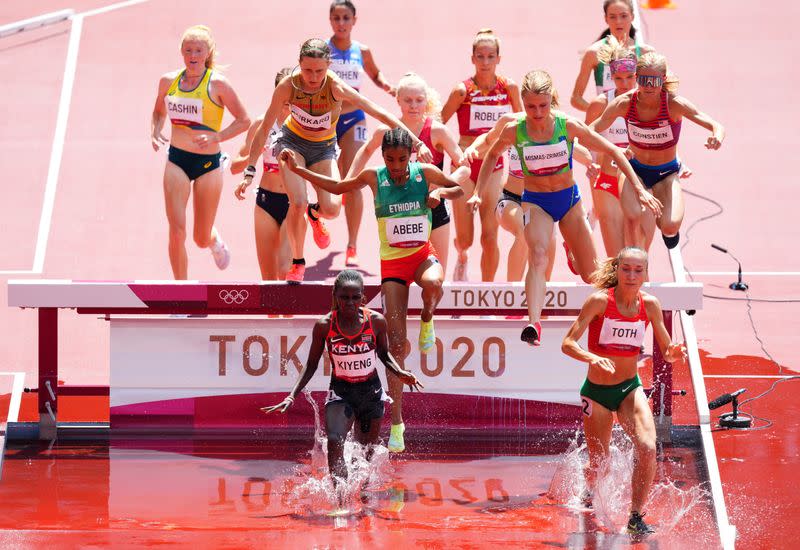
[
  {"x1": 507, "y1": 79, "x2": 523, "y2": 112},
  {"x1": 241, "y1": 79, "x2": 292, "y2": 188},
  {"x1": 589, "y1": 94, "x2": 628, "y2": 134},
  {"x1": 373, "y1": 313, "x2": 423, "y2": 390},
  {"x1": 643, "y1": 294, "x2": 686, "y2": 363},
  {"x1": 261, "y1": 317, "x2": 328, "y2": 413},
  {"x1": 462, "y1": 111, "x2": 517, "y2": 162},
  {"x1": 468, "y1": 122, "x2": 515, "y2": 211},
  {"x1": 361, "y1": 45, "x2": 395, "y2": 96},
  {"x1": 346, "y1": 125, "x2": 387, "y2": 178},
  {"x1": 231, "y1": 116, "x2": 264, "y2": 174},
  {"x1": 440, "y1": 83, "x2": 467, "y2": 124},
  {"x1": 431, "y1": 122, "x2": 465, "y2": 167},
  {"x1": 280, "y1": 150, "x2": 374, "y2": 194},
  {"x1": 672, "y1": 95, "x2": 725, "y2": 150},
  {"x1": 571, "y1": 47, "x2": 599, "y2": 112},
  {"x1": 585, "y1": 94, "x2": 608, "y2": 126},
  {"x1": 333, "y1": 79, "x2": 431, "y2": 161},
  {"x1": 205, "y1": 75, "x2": 250, "y2": 147},
  {"x1": 423, "y1": 164, "x2": 465, "y2": 207},
  {"x1": 150, "y1": 73, "x2": 174, "y2": 151},
  {"x1": 568, "y1": 118, "x2": 663, "y2": 217},
  {"x1": 561, "y1": 292, "x2": 616, "y2": 374}
]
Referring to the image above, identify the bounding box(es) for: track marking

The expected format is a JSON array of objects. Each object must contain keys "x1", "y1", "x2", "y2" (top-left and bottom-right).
[
  {"x1": 704, "y1": 375, "x2": 798, "y2": 379},
  {"x1": 0, "y1": 1, "x2": 150, "y2": 275},
  {"x1": 689, "y1": 271, "x2": 800, "y2": 276}
]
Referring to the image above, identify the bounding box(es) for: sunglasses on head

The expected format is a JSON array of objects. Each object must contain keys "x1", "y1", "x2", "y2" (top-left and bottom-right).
[{"x1": 636, "y1": 74, "x2": 664, "y2": 88}]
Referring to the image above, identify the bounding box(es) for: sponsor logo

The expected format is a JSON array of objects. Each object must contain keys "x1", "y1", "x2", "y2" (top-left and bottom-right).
[{"x1": 203, "y1": 161, "x2": 212, "y2": 169}]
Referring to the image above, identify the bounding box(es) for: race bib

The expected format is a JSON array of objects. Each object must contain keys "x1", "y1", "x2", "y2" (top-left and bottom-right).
[
  {"x1": 507, "y1": 146, "x2": 524, "y2": 178},
  {"x1": 603, "y1": 117, "x2": 629, "y2": 148},
  {"x1": 166, "y1": 96, "x2": 203, "y2": 126},
  {"x1": 469, "y1": 104, "x2": 511, "y2": 131},
  {"x1": 329, "y1": 59, "x2": 363, "y2": 89},
  {"x1": 290, "y1": 104, "x2": 332, "y2": 131},
  {"x1": 386, "y1": 215, "x2": 429, "y2": 248},
  {"x1": 597, "y1": 65, "x2": 613, "y2": 94},
  {"x1": 332, "y1": 350, "x2": 377, "y2": 380},
  {"x1": 598, "y1": 318, "x2": 646, "y2": 350},
  {"x1": 628, "y1": 123, "x2": 674, "y2": 146},
  {"x1": 262, "y1": 127, "x2": 280, "y2": 169},
  {"x1": 521, "y1": 141, "x2": 570, "y2": 175}
]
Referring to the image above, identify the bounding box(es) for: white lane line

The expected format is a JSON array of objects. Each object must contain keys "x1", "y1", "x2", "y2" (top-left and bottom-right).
[
  {"x1": 80, "y1": 0, "x2": 150, "y2": 18},
  {"x1": 30, "y1": 14, "x2": 83, "y2": 274},
  {"x1": 689, "y1": 272, "x2": 800, "y2": 276},
  {"x1": 704, "y1": 375, "x2": 798, "y2": 379}
]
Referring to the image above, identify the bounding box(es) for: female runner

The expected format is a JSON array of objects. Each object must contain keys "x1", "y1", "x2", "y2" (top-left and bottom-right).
[
  {"x1": 280, "y1": 128, "x2": 463, "y2": 452},
  {"x1": 232, "y1": 67, "x2": 293, "y2": 280},
  {"x1": 327, "y1": 0, "x2": 397, "y2": 266},
  {"x1": 561, "y1": 247, "x2": 685, "y2": 535},
  {"x1": 441, "y1": 29, "x2": 522, "y2": 281},
  {"x1": 348, "y1": 72, "x2": 470, "y2": 271},
  {"x1": 262, "y1": 269, "x2": 422, "y2": 497},
  {"x1": 469, "y1": 70, "x2": 660, "y2": 346},
  {"x1": 590, "y1": 51, "x2": 724, "y2": 250},
  {"x1": 240, "y1": 39, "x2": 431, "y2": 283},
  {"x1": 151, "y1": 25, "x2": 250, "y2": 279}
]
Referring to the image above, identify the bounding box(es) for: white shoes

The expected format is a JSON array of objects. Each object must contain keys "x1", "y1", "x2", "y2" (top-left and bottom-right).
[{"x1": 210, "y1": 238, "x2": 230, "y2": 270}]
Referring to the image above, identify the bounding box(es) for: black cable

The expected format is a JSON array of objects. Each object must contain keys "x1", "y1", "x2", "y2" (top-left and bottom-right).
[{"x1": 679, "y1": 187, "x2": 800, "y2": 426}]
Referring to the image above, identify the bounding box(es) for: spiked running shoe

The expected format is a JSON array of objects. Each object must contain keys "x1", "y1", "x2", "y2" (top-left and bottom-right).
[
  {"x1": 521, "y1": 322, "x2": 542, "y2": 346},
  {"x1": 286, "y1": 263, "x2": 305, "y2": 284},
  {"x1": 418, "y1": 319, "x2": 436, "y2": 353},
  {"x1": 626, "y1": 511, "x2": 655, "y2": 536},
  {"x1": 388, "y1": 422, "x2": 405, "y2": 453},
  {"x1": 308, "y1": 205, "x2": 331, "y2": 249}
]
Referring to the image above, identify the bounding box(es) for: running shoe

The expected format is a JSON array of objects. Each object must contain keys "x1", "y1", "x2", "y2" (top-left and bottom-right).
[
  {"x1": 626, "y1": 511, "x2": 655, "y2": 535},
  {"x1": 210, "y1": 238, "x2": 231, "y2": 270},
  {"x1": 286, "y1": 263, "x2": 305, "y2": 285},
  {"x1": 521, "y1": 322, "x2": 542, "y2": 347},
  {"x1": 563, "y1": 242, "x2": 578, "y2": 275},
  {"x1": 580, "y1": 489, "x2": 593, "y2": 509},
  {"x1": 453, "y1": 256, "x2": 468, "y2": 282},
  {"x1": 345, "y1": 245, "x2": 359, "y2": 266},
  {"x1": 388, "y1": 422, "x2": 405, "y2": 453},
  {"x1": 308, "y1": 205, "x2": 331, "y2": 249},
  {"x1": 418, "y1": 319, "x2": 436, "y2": 353}
]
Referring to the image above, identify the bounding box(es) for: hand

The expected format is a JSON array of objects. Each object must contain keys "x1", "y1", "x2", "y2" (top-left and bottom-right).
[
  {"x1": 416, "y1": 143, "x2": 433, "y2": 163},
  {"x1": 234, "y1": 181, "x2": 251, "y2": 201},
  {"x1": 192, "y1": 132, "x2": 219, "y2": 149},
  {"x1": 398, "y1": 370, "x2": 424, "y2": 391},
  {"x1": 151, "y1": 132, "x2": 168, "y2": 152},
  {"x1": 589, "y1": 356, "x2": 616, "y2": 374},
  {"x1": 426, "y1": 188, "x2": 442, "y2": 209},
  {"x1": 279, "y1": 149, "x2": 299, "y2": 172},
  {"x1": 466, "y1": 193, "x2": 481, "y2": 213},
  {"x1": 623, "y1": 147, "x2": 635, "y2": 160},
  {"x1": 585, "y1": 162, "x2": 600, "y2": 182},
  {"x1": 461, "y1": 146, "x2": 480, "y2": 165},
  {"x1": 260, "y1": 395, "x2": 294, "y2": 414},
  {"x1": 384, "y1": 83, "x2": 397, "y2": 97},
  {"x1": 664, "y1": 343, "x2": 687, "y2": 363},
  {"x1": 705, "y1": 134, "x2": 723, "y2": 150},
  {"x1": 638, "y1": 190, "x2": 663, "y2": 218},
  {"x1": 678, "y1": 163, "x2": 693, "y2": 179}
]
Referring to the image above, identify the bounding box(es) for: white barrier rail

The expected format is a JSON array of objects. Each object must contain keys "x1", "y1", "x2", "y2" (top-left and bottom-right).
[{"x1": 0, "y1": 9, "x2": 74, "y2": 39}]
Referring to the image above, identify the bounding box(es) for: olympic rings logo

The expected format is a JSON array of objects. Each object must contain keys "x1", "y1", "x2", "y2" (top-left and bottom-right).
[{"x1": 218, "y1": 289, "x2": 250, "y2": 305}]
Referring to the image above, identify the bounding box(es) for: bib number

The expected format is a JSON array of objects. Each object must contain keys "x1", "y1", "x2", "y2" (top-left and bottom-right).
[
  {"x1": 469, "y1": 104, "x2": 511, "y2": 131},
  {"x1": 386, "y1": 215, "x2": 429, "y2": 248},
  {"x1": 291, "y1": 104, "x2": 332, "y2": 131}
]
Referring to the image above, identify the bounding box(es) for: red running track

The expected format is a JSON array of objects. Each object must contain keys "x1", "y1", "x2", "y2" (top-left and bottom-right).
[{"x1": 1, "y1": 0, "x2": 799, "y2": 547}]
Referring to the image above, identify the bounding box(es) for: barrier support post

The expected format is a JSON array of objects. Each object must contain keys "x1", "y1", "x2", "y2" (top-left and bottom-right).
[
  {"x1": 38, "y1": 308, "x2": 58, "y2": 439},
  {"x1": 652, "y1": 310, "x2": 673, "y2": 442}
]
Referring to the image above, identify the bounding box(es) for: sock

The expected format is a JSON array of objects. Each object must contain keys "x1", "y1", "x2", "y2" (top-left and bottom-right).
[
  {"x1": 307, "y1": 203, "x2": 320, "y2": 221},
  {"x1": 662, "y1": 232, "x2": 680, "y2": 249},
  {"x1": 292, "y1": 258, "x2": 306, "y2": 265}
]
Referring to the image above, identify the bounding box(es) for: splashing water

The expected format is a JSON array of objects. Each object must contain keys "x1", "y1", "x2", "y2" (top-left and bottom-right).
[
  {"x1": 282, "y1": 390, "x2": 393, "y2": 517},
  {"x1": 548, "y1": 427, "x2": 710, "y2": 533}
]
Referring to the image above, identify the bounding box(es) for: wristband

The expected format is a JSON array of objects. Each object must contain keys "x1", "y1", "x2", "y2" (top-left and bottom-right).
[{"x1": 244, "y1": 165, "x2": 257, "y2": 179}]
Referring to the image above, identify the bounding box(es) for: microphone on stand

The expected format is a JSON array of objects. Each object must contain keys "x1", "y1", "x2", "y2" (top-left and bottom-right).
[{"x1": 711, "y1": 244, "x2": 748, "y2": 291}]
